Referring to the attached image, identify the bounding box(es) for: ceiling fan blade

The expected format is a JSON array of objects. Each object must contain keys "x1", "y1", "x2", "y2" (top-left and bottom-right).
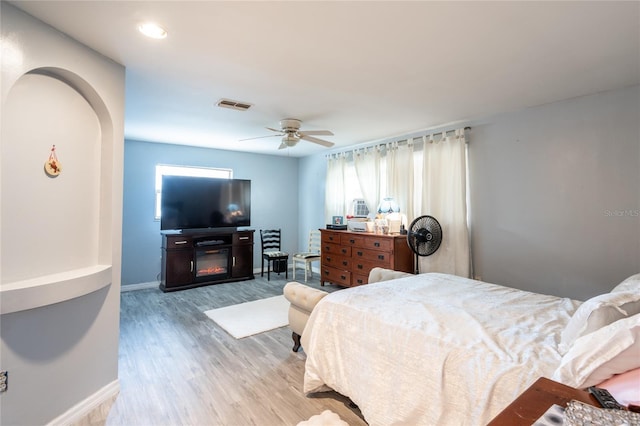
[
  {"x1": 299, "y1": 130, "x2": 334, "y2": 136},
  {"x1": 300, "y1": 134, "x2": 335, "y2": 147},
  {"x1": 266, "y1": 127, "x2": 284, "y2": 133},
  {"x1": 278, "y1": 141, "x2": 288, "y2": 150},
  {"x1": 239, "y1": 134, "x2": 280, "y2": 142}
]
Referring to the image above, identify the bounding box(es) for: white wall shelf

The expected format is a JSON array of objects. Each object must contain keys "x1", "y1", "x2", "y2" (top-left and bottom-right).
[{"x1": 0, "y1": 265, "x2": 112, "y2": 315}]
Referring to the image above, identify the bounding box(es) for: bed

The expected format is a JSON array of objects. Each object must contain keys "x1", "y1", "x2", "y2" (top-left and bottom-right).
[{"x1": 301, "y1": 271, "x2": 640, "y2": 425}]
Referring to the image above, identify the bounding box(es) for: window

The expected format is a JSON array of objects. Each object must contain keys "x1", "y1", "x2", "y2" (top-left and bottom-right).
[
  {"x1": 154, "y1": 165, "x2": 232, "y2": 220},
  {"x1": 344, "y1": 162, "x2": 365, "y2": 210}
]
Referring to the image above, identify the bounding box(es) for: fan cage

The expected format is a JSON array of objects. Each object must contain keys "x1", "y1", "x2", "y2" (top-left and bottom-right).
[{"x1": 406, "y1": 215, "x2": 443, "y2": 273}]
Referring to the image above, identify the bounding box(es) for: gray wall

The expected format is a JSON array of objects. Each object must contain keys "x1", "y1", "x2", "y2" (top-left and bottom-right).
[
  {"x1": 468, "y1": 85, "x2": 639, "y2": 299},
  {"x1": 122, "y1": 140, "x2": 300, "y2": 286},
  {"x1": 297, "y1": 155, "x2": 327, "y2": 246},
  {"x1": 300, "y1": 85, "x2": 639, "y2": 300},
  {"x1": 1, "y1": 4, "x2": 124, "y2": 425}
]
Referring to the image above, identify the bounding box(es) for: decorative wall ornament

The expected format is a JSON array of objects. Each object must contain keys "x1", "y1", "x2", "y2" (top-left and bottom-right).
[{"x1": 44, "y1": 144, "x2": 61, "y2": 177}]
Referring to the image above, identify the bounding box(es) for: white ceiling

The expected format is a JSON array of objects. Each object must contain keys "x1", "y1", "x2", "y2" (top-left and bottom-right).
[{"x1": 9, "y1": 1, "x2": 640, "y2": 157}]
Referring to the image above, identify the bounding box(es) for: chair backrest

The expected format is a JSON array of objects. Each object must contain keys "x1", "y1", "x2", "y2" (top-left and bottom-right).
[
  {"x1": 260, "y1": 229, "x2": 282, "y2": 252},
  {"x1": 308, "y1": 230, "x2": 321, "y2": 254}
]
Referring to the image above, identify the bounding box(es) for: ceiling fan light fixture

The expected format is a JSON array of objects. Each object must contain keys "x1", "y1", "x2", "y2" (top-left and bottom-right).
[
  {"x1": 282, "y1": 134, "x2": 299, "y2": 147},
  {"x1": 138, "y1": 22, "x2": 167, "y2": 39}
]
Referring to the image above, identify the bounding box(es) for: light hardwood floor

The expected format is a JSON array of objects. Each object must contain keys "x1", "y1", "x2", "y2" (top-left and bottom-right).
[{"x1": 93, "y1": 272, "x2": 367, "y2": 426}]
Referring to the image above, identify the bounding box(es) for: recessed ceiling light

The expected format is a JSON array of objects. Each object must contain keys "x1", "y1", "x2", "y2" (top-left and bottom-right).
[{"x1": 138, "y1": 22, "x2": 167, "y2": 39}]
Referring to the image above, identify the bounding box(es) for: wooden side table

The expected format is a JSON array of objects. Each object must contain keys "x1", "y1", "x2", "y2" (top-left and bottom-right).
[{"x1": 488, "y1": 377, "x2": 599, "y2": 425}]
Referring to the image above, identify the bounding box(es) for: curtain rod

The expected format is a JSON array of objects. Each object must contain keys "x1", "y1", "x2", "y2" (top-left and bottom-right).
[{"x1": 326, "y1": 126, "x2": 471, "y2": 159}]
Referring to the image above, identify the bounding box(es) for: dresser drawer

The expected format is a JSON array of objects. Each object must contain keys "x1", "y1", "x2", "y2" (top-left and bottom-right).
[
  {"x1": 321, "y1": 265, "x2": 351, "y2": 287},
  {"x1": 360, "y1": 237, "x2": 393, "y2": 251},
  {"x1": 321, "y1": 231, "x2": 342, "y2": 244},
  {"x1": 341, "y1": 234, "x2": 365, "y2": 247},
  {"x1": 322, "y1": 254, "x2": 351, "y2": 269},
  {"x1": 232, "y1": 231, "x2": 253, "y2": 244},
  {"x1": 164, "y1": 236, "x2": 193, "y2": 249},
  {"x1": 322, "y1": 242, "x2": 351, "y2": 257},
  {"x1": 352, "y1": 273, "x2": 369, "y2": 287},
  {"x1": 352, "y1": 258, "x2": 391, "y2": 276},
  {"x1": 352, "y1": 247, "x2": 391, "y2": 263}
]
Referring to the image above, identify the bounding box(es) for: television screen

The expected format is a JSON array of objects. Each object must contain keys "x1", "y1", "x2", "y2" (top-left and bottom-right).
[{"x1": 160, "y1": 176, "x2": 251, "y2": 231}]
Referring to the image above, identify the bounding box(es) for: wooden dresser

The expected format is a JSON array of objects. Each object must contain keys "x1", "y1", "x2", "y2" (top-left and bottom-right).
[{"x1": 320, "y1": 229, "x2": 413, "y2": 287}]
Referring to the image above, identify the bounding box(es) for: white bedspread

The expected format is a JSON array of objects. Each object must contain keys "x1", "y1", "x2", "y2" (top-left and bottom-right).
[{"x1": 302, "y1": 273, "x2": 580, "y2": 426}]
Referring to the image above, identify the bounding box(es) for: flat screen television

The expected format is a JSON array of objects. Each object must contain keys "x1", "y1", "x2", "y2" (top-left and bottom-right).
[{"x1": 160, "y1": 176, "x2": 251, "y2": 231}]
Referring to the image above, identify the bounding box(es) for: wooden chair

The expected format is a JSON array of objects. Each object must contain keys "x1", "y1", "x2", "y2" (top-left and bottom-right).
[
  {"x1": 260, "y1": 229, "x2": 288, "y2": 280},
  {"x1": 292, "y1": 230, "x2": 321, "y2": 282}
]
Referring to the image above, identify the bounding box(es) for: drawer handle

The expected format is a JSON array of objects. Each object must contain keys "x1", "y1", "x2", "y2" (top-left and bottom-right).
[
  {"x1": 324, "y1": 271, "x2": 329, "y2": 276},
  {"x1": 356, "y1": 251, "x2": 363, "y2": 256},
  {"x1": 357, "y1": 279, "x2": 364, "y2": 284},
  {"x1": 175, "y1": 241, "x2": 188, "y2": 245},
  {"x1": 357, "y1": 264, "x2": 363, "y2": 269},
  {"x1": 374, "y1": 242, "x2": 380, "y2": 247},
  {"x1": 340, "y1": 275, "x2": 347, "y2": 280},
  {"x1": 239, "y1": 236, "x2": 249, "y2": 240},
  {"x1": 378, "y1": 255, "x2": 385, "y2": 260},
  {"x1": 329, "y1": 236, "x2": 335, "y2": 241},
  {"x1": 326, "y1": 256, "x2": 332, "y2": 262},
  {"x1": 349, "y1": 239, "x2": 355, "y2": 244},
  {"x1": 341, "y1": 248, "x2": 348, "y2": 254},
  {"x1": 342, "y1": 261, "x2": 348, "y2": 266},
  {"x1": 190, "y1": 261, "x2": 194, "y2": 272}
]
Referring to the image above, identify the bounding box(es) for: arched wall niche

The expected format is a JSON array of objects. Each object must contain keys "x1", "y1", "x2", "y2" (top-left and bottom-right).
[{"x1": 0, "y1": 66, "x2": 114, "y2": 314}]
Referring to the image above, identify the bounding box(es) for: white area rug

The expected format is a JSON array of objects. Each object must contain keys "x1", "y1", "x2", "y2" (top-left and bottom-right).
[{"x1": 204, "y1": 295, "x2": 289, "y2": 339}]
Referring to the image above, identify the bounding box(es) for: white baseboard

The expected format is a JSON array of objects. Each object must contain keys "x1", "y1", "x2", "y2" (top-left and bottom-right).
[
  {"x1": 47, "y1": 379, "x2": 120, "y2": 426},
  {"x1": 120, "y1": 281, "x2": 159, "y2": 292}
]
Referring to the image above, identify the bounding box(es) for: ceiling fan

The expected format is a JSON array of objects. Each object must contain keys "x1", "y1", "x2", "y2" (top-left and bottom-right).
[{"x1": 241, "y1": 118, "x2": 334, "y2": 149}]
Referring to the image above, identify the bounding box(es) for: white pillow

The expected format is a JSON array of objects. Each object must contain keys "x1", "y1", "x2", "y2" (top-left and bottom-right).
[
  {"x1": 552, "y1": 313, "x2": 640, "y2": 389},
  {"x1": 612, "y1": 273, "x2": 640, "y2": 293},
  {"x1": 559, "y1": 291, "x2": 640, "y2": 354}
]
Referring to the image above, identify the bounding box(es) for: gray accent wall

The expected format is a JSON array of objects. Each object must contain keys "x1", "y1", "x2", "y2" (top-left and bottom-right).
[
  {"x1": 299, "y1": 85, "x2": 639, "y2": 300},
  {"x1": 468, "y1": 85, "x2": 639, "y2": 299},
  {"x1": 122, "y1": 140, "x2": 300, "y2": 286}
]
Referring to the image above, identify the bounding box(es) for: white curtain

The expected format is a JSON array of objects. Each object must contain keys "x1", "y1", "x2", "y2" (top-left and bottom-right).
[
  {"x1": 386, "y1": 139, "x2": 415, "y2": 225},
  {"x1": 324, "y1": 128, "x2": 470, "y2": 278},
  {"x1": 325, "y1": 154, "x2": 347, "y2": 224},
  {"x1": 419, "y1": 129, "x2": 469, "y2": 277},
  {"x1": 353, "y1": 147, "x2": 380, "y2": 216}
]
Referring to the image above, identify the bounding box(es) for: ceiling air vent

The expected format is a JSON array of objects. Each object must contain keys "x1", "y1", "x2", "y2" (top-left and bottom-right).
[{"x1": 216, "y1": 98, "x2": 253, "y2": 111}]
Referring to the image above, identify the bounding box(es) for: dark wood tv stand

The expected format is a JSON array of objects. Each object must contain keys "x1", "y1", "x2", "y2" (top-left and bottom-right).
[{"x1": 160, "y1": 229, "x2": 254, "y2": 292}]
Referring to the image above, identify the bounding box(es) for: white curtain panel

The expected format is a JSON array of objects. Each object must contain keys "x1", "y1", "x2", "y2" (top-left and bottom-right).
[
  {"x1": 386, "y1": 140, "x2": 415, "y2": 223},
  {"x1": 324, "y1": 128, "x2": 470, "y2": 277},
  {"x1": 354, "y1": 147, "x2": 380, "y2": 216},
  {"x1": 325, "y1": 154, "x2": 347, "y2": 224},
  {"x1": 419, "y1": 129, "x2": 470, "y2": 277}
]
